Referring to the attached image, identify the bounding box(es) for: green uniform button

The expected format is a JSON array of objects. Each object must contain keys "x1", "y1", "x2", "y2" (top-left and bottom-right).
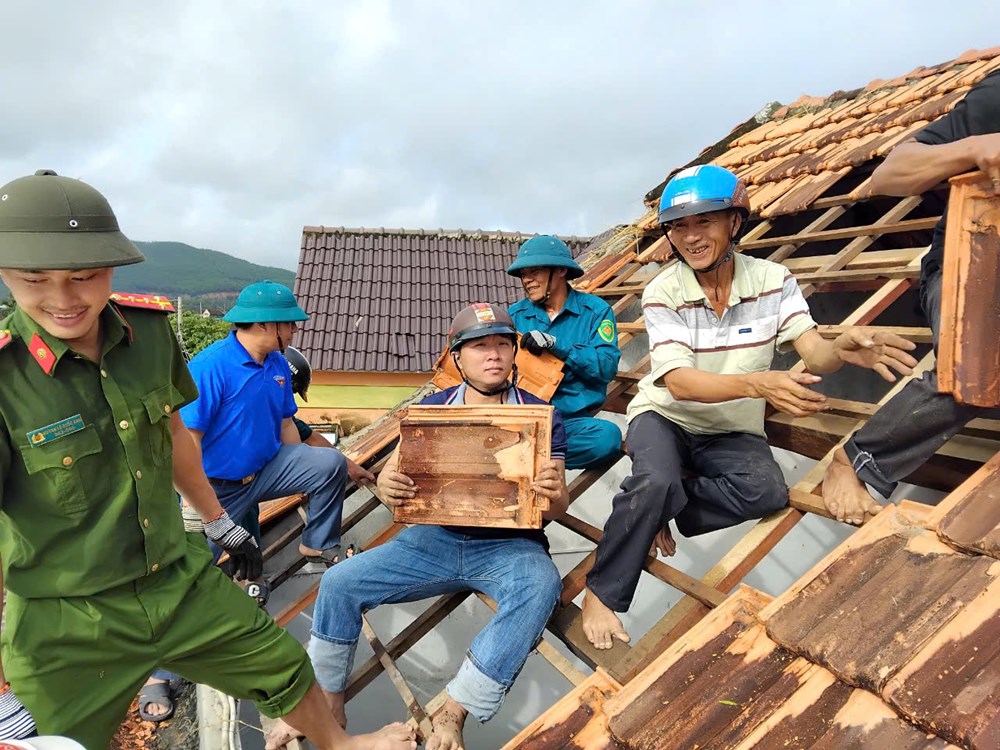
[
  {"x1": 100, "y1": 369, "x2": 107, "y2": 378},
  {"x1": 119, "y1": 420, "x2": 129, "y2": 430},
  {"x1": 143, "y1": 518, "x2": 150, "y2": 528},
  {"x1": 163, "y1": 404, "x2": 171, "y2": 414},
  {"x1": 62, "y1": 456, "x2": 73, "y2": 467},
  {"x1": 151, "y1": 563, "x2": 159, "y2": 572},
  {"x1": 135, "y1": 470, "x2": 142, "y2": 480}
]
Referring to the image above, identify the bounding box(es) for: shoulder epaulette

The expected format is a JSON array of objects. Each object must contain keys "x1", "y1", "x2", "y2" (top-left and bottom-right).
[
  {"x1": 0, "y1": 329, "x2": 11, "y2": 352},
  {"x1": 110, "y1": 293, "x2": 176, "y2": 313}
]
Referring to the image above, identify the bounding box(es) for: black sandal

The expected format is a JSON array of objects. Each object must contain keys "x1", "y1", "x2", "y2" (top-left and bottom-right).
[{"x1": 137, "y1": 680, "x2": 175, "y2": 723}]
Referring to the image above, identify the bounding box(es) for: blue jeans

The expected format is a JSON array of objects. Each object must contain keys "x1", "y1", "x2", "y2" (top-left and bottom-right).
[
  {"x1": 209, "y1": 443, "x2": 348, "y2": 558},
  {"x1": 308, "y1": 525, "x2": 561, "y2": 722}
]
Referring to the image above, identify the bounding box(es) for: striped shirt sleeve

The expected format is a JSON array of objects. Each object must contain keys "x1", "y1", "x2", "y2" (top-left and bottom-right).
[
  {"x1": 645, "y1": 302, "x2": 696, "y2": 384},
  {"x1": 775, "y1": 275, "x2": 817, "y2": 352}
]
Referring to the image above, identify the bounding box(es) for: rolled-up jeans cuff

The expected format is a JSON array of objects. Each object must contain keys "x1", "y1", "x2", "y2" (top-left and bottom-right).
[
  {"x1": 843, "y1": 437, "x2": 896, "y2": 500},
  {"x1": 445, "y1": 657, "x2": 507, "y2": 723},
  {"x1": 307, "y1": 634, "x2": 357, "y2": 694}
]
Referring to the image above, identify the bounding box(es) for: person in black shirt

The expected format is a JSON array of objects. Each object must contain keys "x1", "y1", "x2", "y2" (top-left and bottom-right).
[{"x1": 823, "y1": 68, "x2": 1000, "y2": 523}]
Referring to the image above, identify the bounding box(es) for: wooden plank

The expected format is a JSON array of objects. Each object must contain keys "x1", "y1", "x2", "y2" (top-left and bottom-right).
[
  {"x1": 781, "y1": 245, "x2": 924, "y2": 272},
  {"x1": 766, "y1": 205, "x2": 846, "y2": 263},
  {"x1": 795, "y1": 265, "x2": 919, "y2": 285},
  {"x1": 739, "y1": 210, "x2": 935, "y2": 251},
  {"x1": 938, "y1": 171, "x2": 1000, "y2": 406},
  {"x1": 797, "y1": 197, "x2": 926, "y2": 297},
  {"x1": 360, "y1": 615, "x2": 435, "y2": 740},
  {"x1": 554, "y1": 513, "x2": 727, "y2": 609},
  {"x1": 395, "y1": 405, "x2": 552, "y2": 529},
  {"x1": 346, "y1": 593, "x2": 471, "y2": 700},
  {"x1": 613, "y1": 507, "x2": 804, "y2": 682}
]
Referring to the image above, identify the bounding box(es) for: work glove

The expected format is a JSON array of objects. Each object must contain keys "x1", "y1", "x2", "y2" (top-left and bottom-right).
[
  {"x1": 521, "y1": 330, "x2": 556, "y2": 356},
  {"x1": 0, "y1": 687, "x2": 37, "y2": 740},
  {"x1": 205, "y1": 511, "x2": 263, "y2": 581}
]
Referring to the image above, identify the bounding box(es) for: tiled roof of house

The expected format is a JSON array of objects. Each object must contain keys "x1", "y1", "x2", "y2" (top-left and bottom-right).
[
  {"x1": 293, "y1": 227, "x2": 593, "y2": 373},
  {"x1": 644, "y1": 46, "x2": 1000, "y2": 219}
]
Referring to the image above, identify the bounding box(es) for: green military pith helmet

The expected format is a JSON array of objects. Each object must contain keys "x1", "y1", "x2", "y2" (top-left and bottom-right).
[
  {"x1": 224, "y1": 280, "x2": 309, "y2": 323},
  {"x1": 0, "y1": 169, "x2": 144, "y2": 271}
]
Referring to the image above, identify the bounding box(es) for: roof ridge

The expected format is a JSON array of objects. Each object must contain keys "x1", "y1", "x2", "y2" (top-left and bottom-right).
[{"x1": 301, "y1": 225, "x2": 592, "y2": 243}]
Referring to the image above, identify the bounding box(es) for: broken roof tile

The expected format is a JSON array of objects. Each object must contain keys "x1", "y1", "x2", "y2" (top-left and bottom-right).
[
  {"x1": 763, "y1": 505, "x2": 998, "y2": 694},
  {"x1": 884, "y1": 573, "x2": 1000, "y2": 750},
  {"x1": 929, "y1": 452, "x2": 1000, "y2": 558}
]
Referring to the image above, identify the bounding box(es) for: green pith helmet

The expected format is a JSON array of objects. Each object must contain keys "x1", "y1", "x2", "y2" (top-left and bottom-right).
[
  {"x1": 506, "y1": 235, "x2": 583, "y2": 279},
  {"x1": 224, "y1": 280, "x2": 308, "y2": 323},
  {"x1": 448, "y1": 303, "x2": 517, "y2": 351},
  {"x1": 0, "y1": 170, "x2": 145, "y2": 270}
]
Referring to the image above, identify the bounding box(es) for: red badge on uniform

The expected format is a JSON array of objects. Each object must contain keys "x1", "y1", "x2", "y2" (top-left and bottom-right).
[
  {"x1": 28, "y1": 333, "x2": 56, "y2": 375},
  {"x1": 0, "y1": 330, "x2": 11, "y2": 351}
]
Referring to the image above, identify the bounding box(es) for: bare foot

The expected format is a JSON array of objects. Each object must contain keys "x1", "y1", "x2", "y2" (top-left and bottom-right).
[
  {"x1": 348, "y1": 723, "x2": 417, "y2": 750},
  {"x1": 650, "y1": 526, "x2": 676, "y2": 557},
  {"x1": 265, "y1": 720, "x2": 416, "y2": 750},
  {"x1": 426, "y1": 699, "x2": 467, "y2": 750},
  {"x1": 582, "y1": 588, "x2": 630, "y2": 650},
  {"x1": 265, "y1": 718, "x2": 303, "y2": 750},
  {"x1": 822, "y1": 448, "x2": 884, "y2": 525}
]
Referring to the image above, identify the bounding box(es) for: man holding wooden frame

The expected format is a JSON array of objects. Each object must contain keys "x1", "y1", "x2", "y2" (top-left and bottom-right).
[{"x1": 269, "y1": 303, "x2": 570, "y2": 750}]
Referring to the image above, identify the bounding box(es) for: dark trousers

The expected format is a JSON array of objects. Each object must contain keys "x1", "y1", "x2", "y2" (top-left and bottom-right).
[
  {"x1": 845, "y1": 269, "x2": 983, "y2": 499},
  {"x1": 586, "y1": 411, "x2": 788, "y2": 611}
]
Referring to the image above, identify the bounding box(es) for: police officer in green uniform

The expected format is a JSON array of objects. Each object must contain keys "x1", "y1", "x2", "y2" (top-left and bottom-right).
[{"x1": 0, "y1": 170, "x2": 416, "y2": 750}]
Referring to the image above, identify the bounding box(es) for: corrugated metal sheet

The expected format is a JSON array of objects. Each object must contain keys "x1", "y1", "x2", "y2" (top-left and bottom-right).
[{"x1": 294, "y1": 227, "x2": 591, "y2": 373}]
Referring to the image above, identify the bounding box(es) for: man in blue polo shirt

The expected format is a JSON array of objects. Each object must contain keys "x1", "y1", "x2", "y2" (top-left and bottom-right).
[
  {"x1": 180, "y1": 281, "x2": 350, "y2": 568},
  {"x1": 507, "y1": 235, "x2": 622, "y2": 470}
]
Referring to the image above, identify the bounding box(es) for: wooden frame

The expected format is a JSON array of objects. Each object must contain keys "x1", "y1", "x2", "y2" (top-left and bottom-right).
[{"x1": 393, "y1": 404, "x2": 552, "y2": 529}]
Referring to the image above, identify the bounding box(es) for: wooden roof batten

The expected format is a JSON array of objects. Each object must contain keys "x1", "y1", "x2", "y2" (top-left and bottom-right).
[{"x1": 240, "y1": 47, "x2": 1000, "y2": 749}]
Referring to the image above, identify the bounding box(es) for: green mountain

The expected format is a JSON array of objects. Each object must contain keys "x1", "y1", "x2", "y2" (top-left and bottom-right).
[{"x1": 0, "y1": 241, "x2": 296, "y2": 310}]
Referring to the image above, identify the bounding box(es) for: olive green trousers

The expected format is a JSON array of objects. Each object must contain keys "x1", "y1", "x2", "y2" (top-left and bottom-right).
[{"x1": 2, "y1": 535, "x2": 313, "y2": 749}]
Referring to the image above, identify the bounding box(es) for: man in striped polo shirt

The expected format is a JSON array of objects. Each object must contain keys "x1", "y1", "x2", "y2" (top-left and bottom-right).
[{"x1": 582, "y1": 165, "x2": 918, "y2": 650}]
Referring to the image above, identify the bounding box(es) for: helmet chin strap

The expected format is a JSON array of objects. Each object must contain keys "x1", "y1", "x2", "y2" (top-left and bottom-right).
[
  {"x1": 541, "y1": 269, "x2": 554, "y2": 304},
  {"x1": 693, "y1": 241, "x2": 736, "y2": 274},
  {"x1": 452, "y1": 348, "x2": 519, "y2": 397}
]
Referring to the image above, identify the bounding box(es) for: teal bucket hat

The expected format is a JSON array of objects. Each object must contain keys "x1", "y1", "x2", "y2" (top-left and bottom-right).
[
  {"x1": 506, "y1": 235, "x2": 584, "y2": 280},
  {"x1": 224, "y1": 280, "x2": 308, "y2": 323}
]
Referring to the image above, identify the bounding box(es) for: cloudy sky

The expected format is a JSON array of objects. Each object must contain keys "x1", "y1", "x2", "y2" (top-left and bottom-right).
[{"x1": 1, "y1": 1, "x2": 997, "y2": 270}]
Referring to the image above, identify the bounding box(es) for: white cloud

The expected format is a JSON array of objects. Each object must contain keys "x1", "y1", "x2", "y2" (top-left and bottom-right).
[{"x1": 1, "y1": 0, "x2": 998, "y2": 270}]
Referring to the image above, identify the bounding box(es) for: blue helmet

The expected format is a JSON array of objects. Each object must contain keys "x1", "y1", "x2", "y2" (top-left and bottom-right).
[
  {"x1": 506, "y1": 235, "x2": 584, "y2": 280},
  {"x1": 658, "y1": 165, "x2": 750, "y2": 238}
]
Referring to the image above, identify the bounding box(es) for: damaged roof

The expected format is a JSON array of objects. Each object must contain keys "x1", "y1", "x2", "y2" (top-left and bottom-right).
[
  {"x1": 293, "y1": 227, "x2": 594, "y2": 373},
  {"x1": 645, "y1": 46, "x2": 1000, "y2": 219}
]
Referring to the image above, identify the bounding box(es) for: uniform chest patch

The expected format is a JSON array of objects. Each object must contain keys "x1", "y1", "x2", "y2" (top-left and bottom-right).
[
  {"x1": 274, "y1": 375, "x2": 286, "y2": 387},
  {"x1": 27, "y1": 414, "x2": 85, "y2": 447},
  {"x1": 598, "y1": 319, "x2": 615, "y2": 343},
  {"x1": 739, "y1": 327, "x2": 752, "y2": 334}
]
